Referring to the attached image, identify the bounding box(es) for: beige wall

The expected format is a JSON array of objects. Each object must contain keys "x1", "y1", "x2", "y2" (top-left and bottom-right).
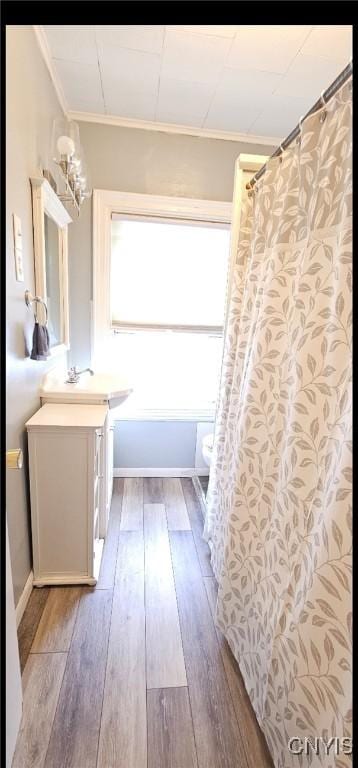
[
  {"x1": 6, "y1": 26, "x2": 67, "y2": 604},
  {"x1": 68, "y1": 123, "x2": 275, "y2": 367}
]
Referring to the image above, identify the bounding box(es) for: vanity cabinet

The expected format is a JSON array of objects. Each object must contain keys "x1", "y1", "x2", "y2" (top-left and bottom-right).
[
  {"x1": 26, "y1": 403, "x2": 108, "y2": 586},
  {"x1": 40, "y1": 390, "x2": 115, "y2": 538}
]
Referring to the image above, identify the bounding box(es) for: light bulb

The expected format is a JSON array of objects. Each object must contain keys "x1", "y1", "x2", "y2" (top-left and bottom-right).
[{"x1": 57, "y1": 135, "x2": 75, "y2": 157}]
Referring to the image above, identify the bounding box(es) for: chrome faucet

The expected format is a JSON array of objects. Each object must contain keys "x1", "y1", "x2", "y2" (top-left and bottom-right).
[{"x1": 66, "y1": 366, "x2": 94, "y2": 384}]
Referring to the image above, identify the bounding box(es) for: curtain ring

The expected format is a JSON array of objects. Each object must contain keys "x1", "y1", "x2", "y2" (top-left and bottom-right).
[{"x1": 278, "y1": 143, "x2": 284, "y2": 163}]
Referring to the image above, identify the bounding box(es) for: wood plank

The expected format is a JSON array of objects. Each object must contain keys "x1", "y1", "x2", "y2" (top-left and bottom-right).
[
  {"x1": 163, "y1": 477, "x2": 191, "y2": 530},
  {"x1": 147, "y1": 687, "x2": 198, "y2": 768},
  {"x1": 31, "y1": 586, "x2": 82, "y2": 653},
  {"x1": 17, "y1": 586, "x2": 50, "y2": 673},
  {"x1": 98, "y1": 532, "x2": 146, "y2": 768},
  {"x1": 144, "y1": 504, "x2": 187, "y2": 689},
  {"x1": 12, "y1": 652, "x2": 67, "y2": 768},
  {"x1": 144, "y1": 476, "x2": 164, "y2": 503},
  {"x1": 120, "y1": 477, "x2": 143, "y2": 530},
  {"x1": 204, "y1": 577, "x2": 274, "y2": 768},
  {"x1": 181, "y1": 478, "x2": 213, "y2": 577},
  {"x1": 96, "y1": 478, "x2": 123, "y2": 589},
  {"x1": 170, "y1": 531, "x2": 249, "y2": 768},
  {"x1": 44, "y1": 588, "x2": 112, "y2": 768}
]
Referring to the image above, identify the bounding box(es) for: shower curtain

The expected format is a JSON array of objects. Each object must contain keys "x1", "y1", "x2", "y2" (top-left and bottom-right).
[{"x1": 205, "y1": 79, "x2": 352, "y2": 768}]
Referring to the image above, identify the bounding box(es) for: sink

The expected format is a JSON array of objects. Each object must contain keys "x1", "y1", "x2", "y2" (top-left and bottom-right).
[
  {"x1": 108, "y1": 393, "x2": 131, "y2": 409},
  {"x1": 40, "y1": 370, "x2": 133, "y2": 408}
]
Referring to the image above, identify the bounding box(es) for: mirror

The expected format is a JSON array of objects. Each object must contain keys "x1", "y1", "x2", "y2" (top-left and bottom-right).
[
  {"x1": 30, "y1": 177, "x2": 72, "y2": 355},
  {"x1": 44, "y1": 214, "x2": 61, "y2": 346}
]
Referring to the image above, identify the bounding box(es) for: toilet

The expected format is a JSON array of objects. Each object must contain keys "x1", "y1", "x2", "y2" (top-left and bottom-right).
[{"x1": 202, "y1": 432, "x2": 214, "y2": 467}]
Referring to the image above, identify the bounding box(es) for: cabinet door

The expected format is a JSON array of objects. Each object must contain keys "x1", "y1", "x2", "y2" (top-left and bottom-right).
[
  {"x1": 98, "y1": 413, "x2": 113, "y2": 539},
  {"x1": 97, "y1": 426, "x2": 106, "y2": 539},
  {"x1": 95, "y1": 429, "x2": 102, "y2": 477},
  {"x1": 30, "y1": 431, "x2": 90, "y2": 579},
  {"x1": 107, "y1": 418, "x2": 114, "y2": 509}
]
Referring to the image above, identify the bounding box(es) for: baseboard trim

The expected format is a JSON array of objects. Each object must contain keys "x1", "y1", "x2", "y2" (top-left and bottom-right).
[
  {"x1": 15, "y1": 570, "x2": 33, "y2": 628},
  {"x1": 33, "y1": 575, "x2": 97, "y2": 587},
  {"x1": 114, "y1": 467, "x2": 209, "y2": 478}
]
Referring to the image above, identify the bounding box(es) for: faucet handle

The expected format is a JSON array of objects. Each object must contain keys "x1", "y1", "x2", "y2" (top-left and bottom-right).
[{"x1": 66, "y1": 366, "x2": 79, "y2": 383}]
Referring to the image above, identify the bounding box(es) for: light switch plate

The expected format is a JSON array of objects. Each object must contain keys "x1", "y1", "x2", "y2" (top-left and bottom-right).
[
  {"x1": 15, "y1": 249, "x2": 24, "y2": 282},
  {"x1": 12, "y1": 214, "x2": 24, "y2": 281},
  {"x1": 13, "y1": 214, "x2": 22, "y2": 250}
]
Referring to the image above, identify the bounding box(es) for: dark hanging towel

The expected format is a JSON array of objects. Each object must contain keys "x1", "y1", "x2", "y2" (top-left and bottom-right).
[{"x1": 30, "y1": 320, "x2": 50, "y2": 360}]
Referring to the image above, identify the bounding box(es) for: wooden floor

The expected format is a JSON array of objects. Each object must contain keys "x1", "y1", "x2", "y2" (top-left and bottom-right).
[{"x1": 15, "y1": 477, "x2": 273, "y2": 768}]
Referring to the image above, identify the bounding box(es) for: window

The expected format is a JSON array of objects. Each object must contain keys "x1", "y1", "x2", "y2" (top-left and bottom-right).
[
  {"x1": 92, "y1": 190, "x2": 232, "y2": 417},
  {"x1": 111, "y1": 215, "x2": 230, "y2": 333}
]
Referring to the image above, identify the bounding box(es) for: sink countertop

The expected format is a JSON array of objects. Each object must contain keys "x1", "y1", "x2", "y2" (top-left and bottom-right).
[{"x1": 26, "y1": 403, "x2": 109, "y2": 429}]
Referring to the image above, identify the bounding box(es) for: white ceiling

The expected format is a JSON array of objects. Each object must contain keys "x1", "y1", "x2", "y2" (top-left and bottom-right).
[{"x1": 42, "y1": 25, "x2": 352, "y2": 142}]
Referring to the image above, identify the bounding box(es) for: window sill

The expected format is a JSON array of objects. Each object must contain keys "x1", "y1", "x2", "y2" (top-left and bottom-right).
[{"x1": 112, "y1": 406, "x2": 215, "y2": 422}]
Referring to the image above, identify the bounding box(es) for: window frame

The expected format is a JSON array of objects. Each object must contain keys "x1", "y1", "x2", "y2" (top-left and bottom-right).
[{"x1": 92, "y1": 189, "x2": 232, "y2": 366}]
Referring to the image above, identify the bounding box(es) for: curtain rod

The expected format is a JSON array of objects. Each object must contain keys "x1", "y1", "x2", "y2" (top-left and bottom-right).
[{"x1": 247, "y1": 60, "x2": 352, "y2": 189}]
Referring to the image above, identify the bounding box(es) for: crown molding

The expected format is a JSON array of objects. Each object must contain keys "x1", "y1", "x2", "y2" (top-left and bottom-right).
[
  {"x1": 33, "y1": 25, "x2": 68, "y2": 116},
  {"x1": 68, "y1": 110, "x2": 281, "y2": 147}
]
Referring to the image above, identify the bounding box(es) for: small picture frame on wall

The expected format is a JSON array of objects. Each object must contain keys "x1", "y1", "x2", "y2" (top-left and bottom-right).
[{"x1": 12, "y1": 214, "x2": 24, "y2": 282}]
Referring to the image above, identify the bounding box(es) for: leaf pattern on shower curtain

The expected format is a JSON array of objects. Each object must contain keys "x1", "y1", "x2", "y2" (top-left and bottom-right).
[{"x1": 205, "y1": 79, "x2": 352, "y2": 768}]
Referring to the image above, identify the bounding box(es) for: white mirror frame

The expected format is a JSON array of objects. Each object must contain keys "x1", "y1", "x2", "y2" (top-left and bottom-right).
[{"x1": 30, "y1": 177, "x2": 72, "y2": 356}]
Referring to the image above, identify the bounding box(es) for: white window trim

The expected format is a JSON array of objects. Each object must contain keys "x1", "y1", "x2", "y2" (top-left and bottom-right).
[{"x1": 92, "y1": 189, "x2": 232, "y2": 367}]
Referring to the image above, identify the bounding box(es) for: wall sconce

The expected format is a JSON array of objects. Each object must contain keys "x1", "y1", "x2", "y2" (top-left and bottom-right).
[{"x1": 50, "y1": 117, "x2": 92, "y2": 215}]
